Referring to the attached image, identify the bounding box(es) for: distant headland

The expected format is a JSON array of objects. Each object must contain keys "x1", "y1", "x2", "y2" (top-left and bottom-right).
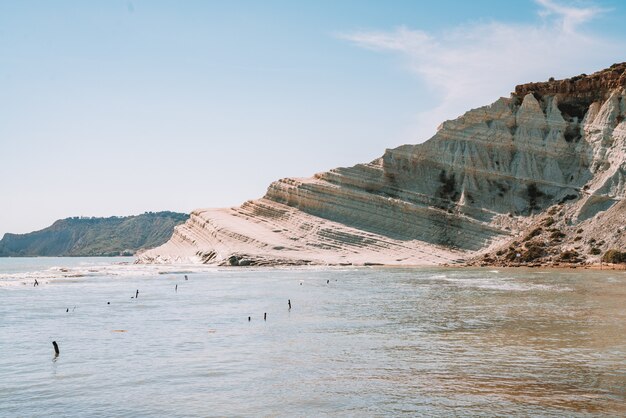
[{"x1": 0, "y1": 211, "x2": 189, "y2": 257}]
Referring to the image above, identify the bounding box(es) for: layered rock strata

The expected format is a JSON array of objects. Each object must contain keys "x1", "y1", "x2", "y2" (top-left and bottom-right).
[{"x1": 140, "y1": 63, "x2": 626, "y2": 266}]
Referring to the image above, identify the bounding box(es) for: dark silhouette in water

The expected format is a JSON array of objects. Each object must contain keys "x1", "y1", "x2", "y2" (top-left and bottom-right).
[
  {"x1": 264, "y1": 312, "x2": 267, "y2": 321},
  {"x1": 135, "y1": 289, "x2": 139, "y2": 298},
  {"x1": 52, "y1": 341, "x2": 59, "y2": 356},
  {"x1": 248, "y1": 316, "x2": 251, "y2": 321},
  {"x1": 327, "y1": 280, "x2": 329, "y2": 284},
  {"x1": 66, "y1": 308, "x2": 69, "y2": 313},
  {"x1": 107, "y1": 302, "x2": 110, "y2": 305},
  {"x1": 288, "y1": 299, "x2": 291, "y2": 310},
  {"x1": 185, "y1": 275, "x2": 188, "y2": 280},
  {"x1": 34, "y1": 279, "x2": 39, "y2": 287},
  {"x1": 175, "y1": 284, "x2": 178, "y2": 292}
]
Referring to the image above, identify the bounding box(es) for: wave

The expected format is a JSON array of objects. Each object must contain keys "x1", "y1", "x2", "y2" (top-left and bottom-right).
[
  {"x1": 438, "y1": 276, "x2": 572, "y2": 292},
  {"x1": 0, "y1": 262, "x2": 219, "y2": 287}
]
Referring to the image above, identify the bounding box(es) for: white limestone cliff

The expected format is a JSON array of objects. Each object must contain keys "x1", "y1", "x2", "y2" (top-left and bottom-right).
[{"x1": 139, "y1": 63, "x2": 626, "y2": 266}]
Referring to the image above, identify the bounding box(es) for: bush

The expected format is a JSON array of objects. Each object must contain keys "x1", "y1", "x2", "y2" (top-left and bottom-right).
[
  {"x1": 524, "y1": 227, "x2": 543, "y2": 241},
  {"x1": 589, "y1": 247, "x2": 601, "y2": 255},
  {"x1": 543, "y1": 217, "x2": 555, "y2": 227},
  {"x1": 559, "y1": 250, "x2": 579, "y2": 261},
  {"x1": 550, "y1": 230, "x2": 566, "y2": 239},
  {"x1": 520, "y1": 245, "x2": 545, "y2": 262},
  {"x1": 505, "y1": 251, "x2": 519, "y2": 261},
  {"x1": 602, "y1": 249, "x2": 626, "y2": 263},
  {"x1": 524, "y1": 240, "x2": 545, "y2": 249}
]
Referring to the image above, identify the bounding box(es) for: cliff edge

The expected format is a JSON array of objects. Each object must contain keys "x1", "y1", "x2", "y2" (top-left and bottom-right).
[{"x1": 140, "y1": 63, "x2": 626, "y2": 267}]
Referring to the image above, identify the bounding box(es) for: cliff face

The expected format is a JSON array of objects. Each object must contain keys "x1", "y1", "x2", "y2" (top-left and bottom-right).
[
  {"x1": 515, "y1": 62, "x2": 626, "y2": 98},
  {"x1": 0, "y1": 212, "x2": 189, "y2": 257},
  {"x1": 140, "y1": 63, "x2": 626, "y2": 266}
]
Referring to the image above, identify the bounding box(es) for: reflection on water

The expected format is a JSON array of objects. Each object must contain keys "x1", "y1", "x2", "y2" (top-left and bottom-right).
[{"x1": 0, "y1": 259, "x2": 625, "y2": 416}]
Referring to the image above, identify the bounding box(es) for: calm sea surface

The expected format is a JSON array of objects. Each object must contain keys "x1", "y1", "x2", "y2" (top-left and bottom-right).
[{"x1": 0, "y1": 257, "x2": 624, "y2": 417}]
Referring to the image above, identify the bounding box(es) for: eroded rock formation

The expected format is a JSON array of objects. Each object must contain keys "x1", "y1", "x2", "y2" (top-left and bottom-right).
[{"x1": 140, "y1": 63, "x2": 626, "y2": 266}]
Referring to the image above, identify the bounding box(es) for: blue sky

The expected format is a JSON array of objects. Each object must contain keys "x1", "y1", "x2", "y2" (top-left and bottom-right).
[{"x1": 1, "y1": 0, "x2": 625, "y2": 236}]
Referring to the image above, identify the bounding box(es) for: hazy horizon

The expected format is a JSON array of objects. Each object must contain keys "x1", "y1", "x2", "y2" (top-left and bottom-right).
[{"x1": 3, "y1": 0, "x2": 626, "y2": 237}]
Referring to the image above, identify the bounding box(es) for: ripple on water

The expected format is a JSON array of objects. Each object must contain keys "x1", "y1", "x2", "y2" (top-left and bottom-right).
[{"x1": 0, "y1": 260, "x2": 624, "y2": 416}]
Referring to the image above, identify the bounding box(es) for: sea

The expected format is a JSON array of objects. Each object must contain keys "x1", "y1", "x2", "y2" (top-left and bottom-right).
[{"x1": 0, "y1": 257, "x2": 624, "y2": 417}]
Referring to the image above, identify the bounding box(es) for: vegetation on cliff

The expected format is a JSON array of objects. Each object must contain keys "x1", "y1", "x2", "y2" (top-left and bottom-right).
[
  {"x1": 0, "y1": 212, "x2": 189, "y2": 257},
  {"x1": 601, "y1": 249, "x2": 626, "y2": 264}
]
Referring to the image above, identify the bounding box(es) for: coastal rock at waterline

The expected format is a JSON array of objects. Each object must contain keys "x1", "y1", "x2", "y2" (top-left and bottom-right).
[{"x1": 139, "y1": 63, "x2": 626, "y2": 266}]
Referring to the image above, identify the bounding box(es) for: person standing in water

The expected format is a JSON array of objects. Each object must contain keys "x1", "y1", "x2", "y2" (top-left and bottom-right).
[{"x1": 288, "y1": 299, "x2": 291, "y2": 310}]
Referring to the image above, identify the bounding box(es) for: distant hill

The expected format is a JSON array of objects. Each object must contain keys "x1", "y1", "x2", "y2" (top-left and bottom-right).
[{"x1": 0, "y1": 211, "x2": 189, "y2": 257}]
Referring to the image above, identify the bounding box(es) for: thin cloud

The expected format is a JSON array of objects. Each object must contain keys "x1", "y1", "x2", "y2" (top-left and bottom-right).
[
  {"x1": 338, "y1": 0, "x2": 618, "y2": 142},
  {"x1": 535, "y1": 0, "x2": 607, "y2": 32},
  {"x1": 342, "y1": 27, "x2": 433, "y2": 52}
]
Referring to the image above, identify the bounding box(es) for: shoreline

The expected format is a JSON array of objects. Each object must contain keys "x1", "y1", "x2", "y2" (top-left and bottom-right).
[
  {"x1": 2, "y1": 254, "x2": 625, "y2": 272},
  {"x1": 140, "y1": 259, "x2": 626, "y2": 271},
  {"x1": 457, "y1": 261, "x2": 626, "y2": 271}
]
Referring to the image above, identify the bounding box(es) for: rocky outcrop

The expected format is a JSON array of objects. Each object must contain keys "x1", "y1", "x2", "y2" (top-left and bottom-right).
[
  {"x1": 142, "y1": 202, "x2": 467, "y2": 266},
  {"x1": 515, "y1": 62, "x2": 626, "y2": 98},
  {"x1": 140, "y1": 63, "x2": 626, "y2": 266}
]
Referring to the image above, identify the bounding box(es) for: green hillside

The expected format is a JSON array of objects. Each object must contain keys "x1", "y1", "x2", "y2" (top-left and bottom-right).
[{"x1": 0, "y1": 211, "x2": 189, "y2": 256}]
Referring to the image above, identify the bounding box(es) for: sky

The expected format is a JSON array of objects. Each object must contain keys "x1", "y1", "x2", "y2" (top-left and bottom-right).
[{"x1": 1, "y1": 0, "x2": 626, "y2": 236}]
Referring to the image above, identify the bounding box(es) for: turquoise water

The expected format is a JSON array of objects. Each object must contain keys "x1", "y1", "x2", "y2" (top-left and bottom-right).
[{"x1": 1, "y1": 258, "x2": 625, "y2": 416}]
